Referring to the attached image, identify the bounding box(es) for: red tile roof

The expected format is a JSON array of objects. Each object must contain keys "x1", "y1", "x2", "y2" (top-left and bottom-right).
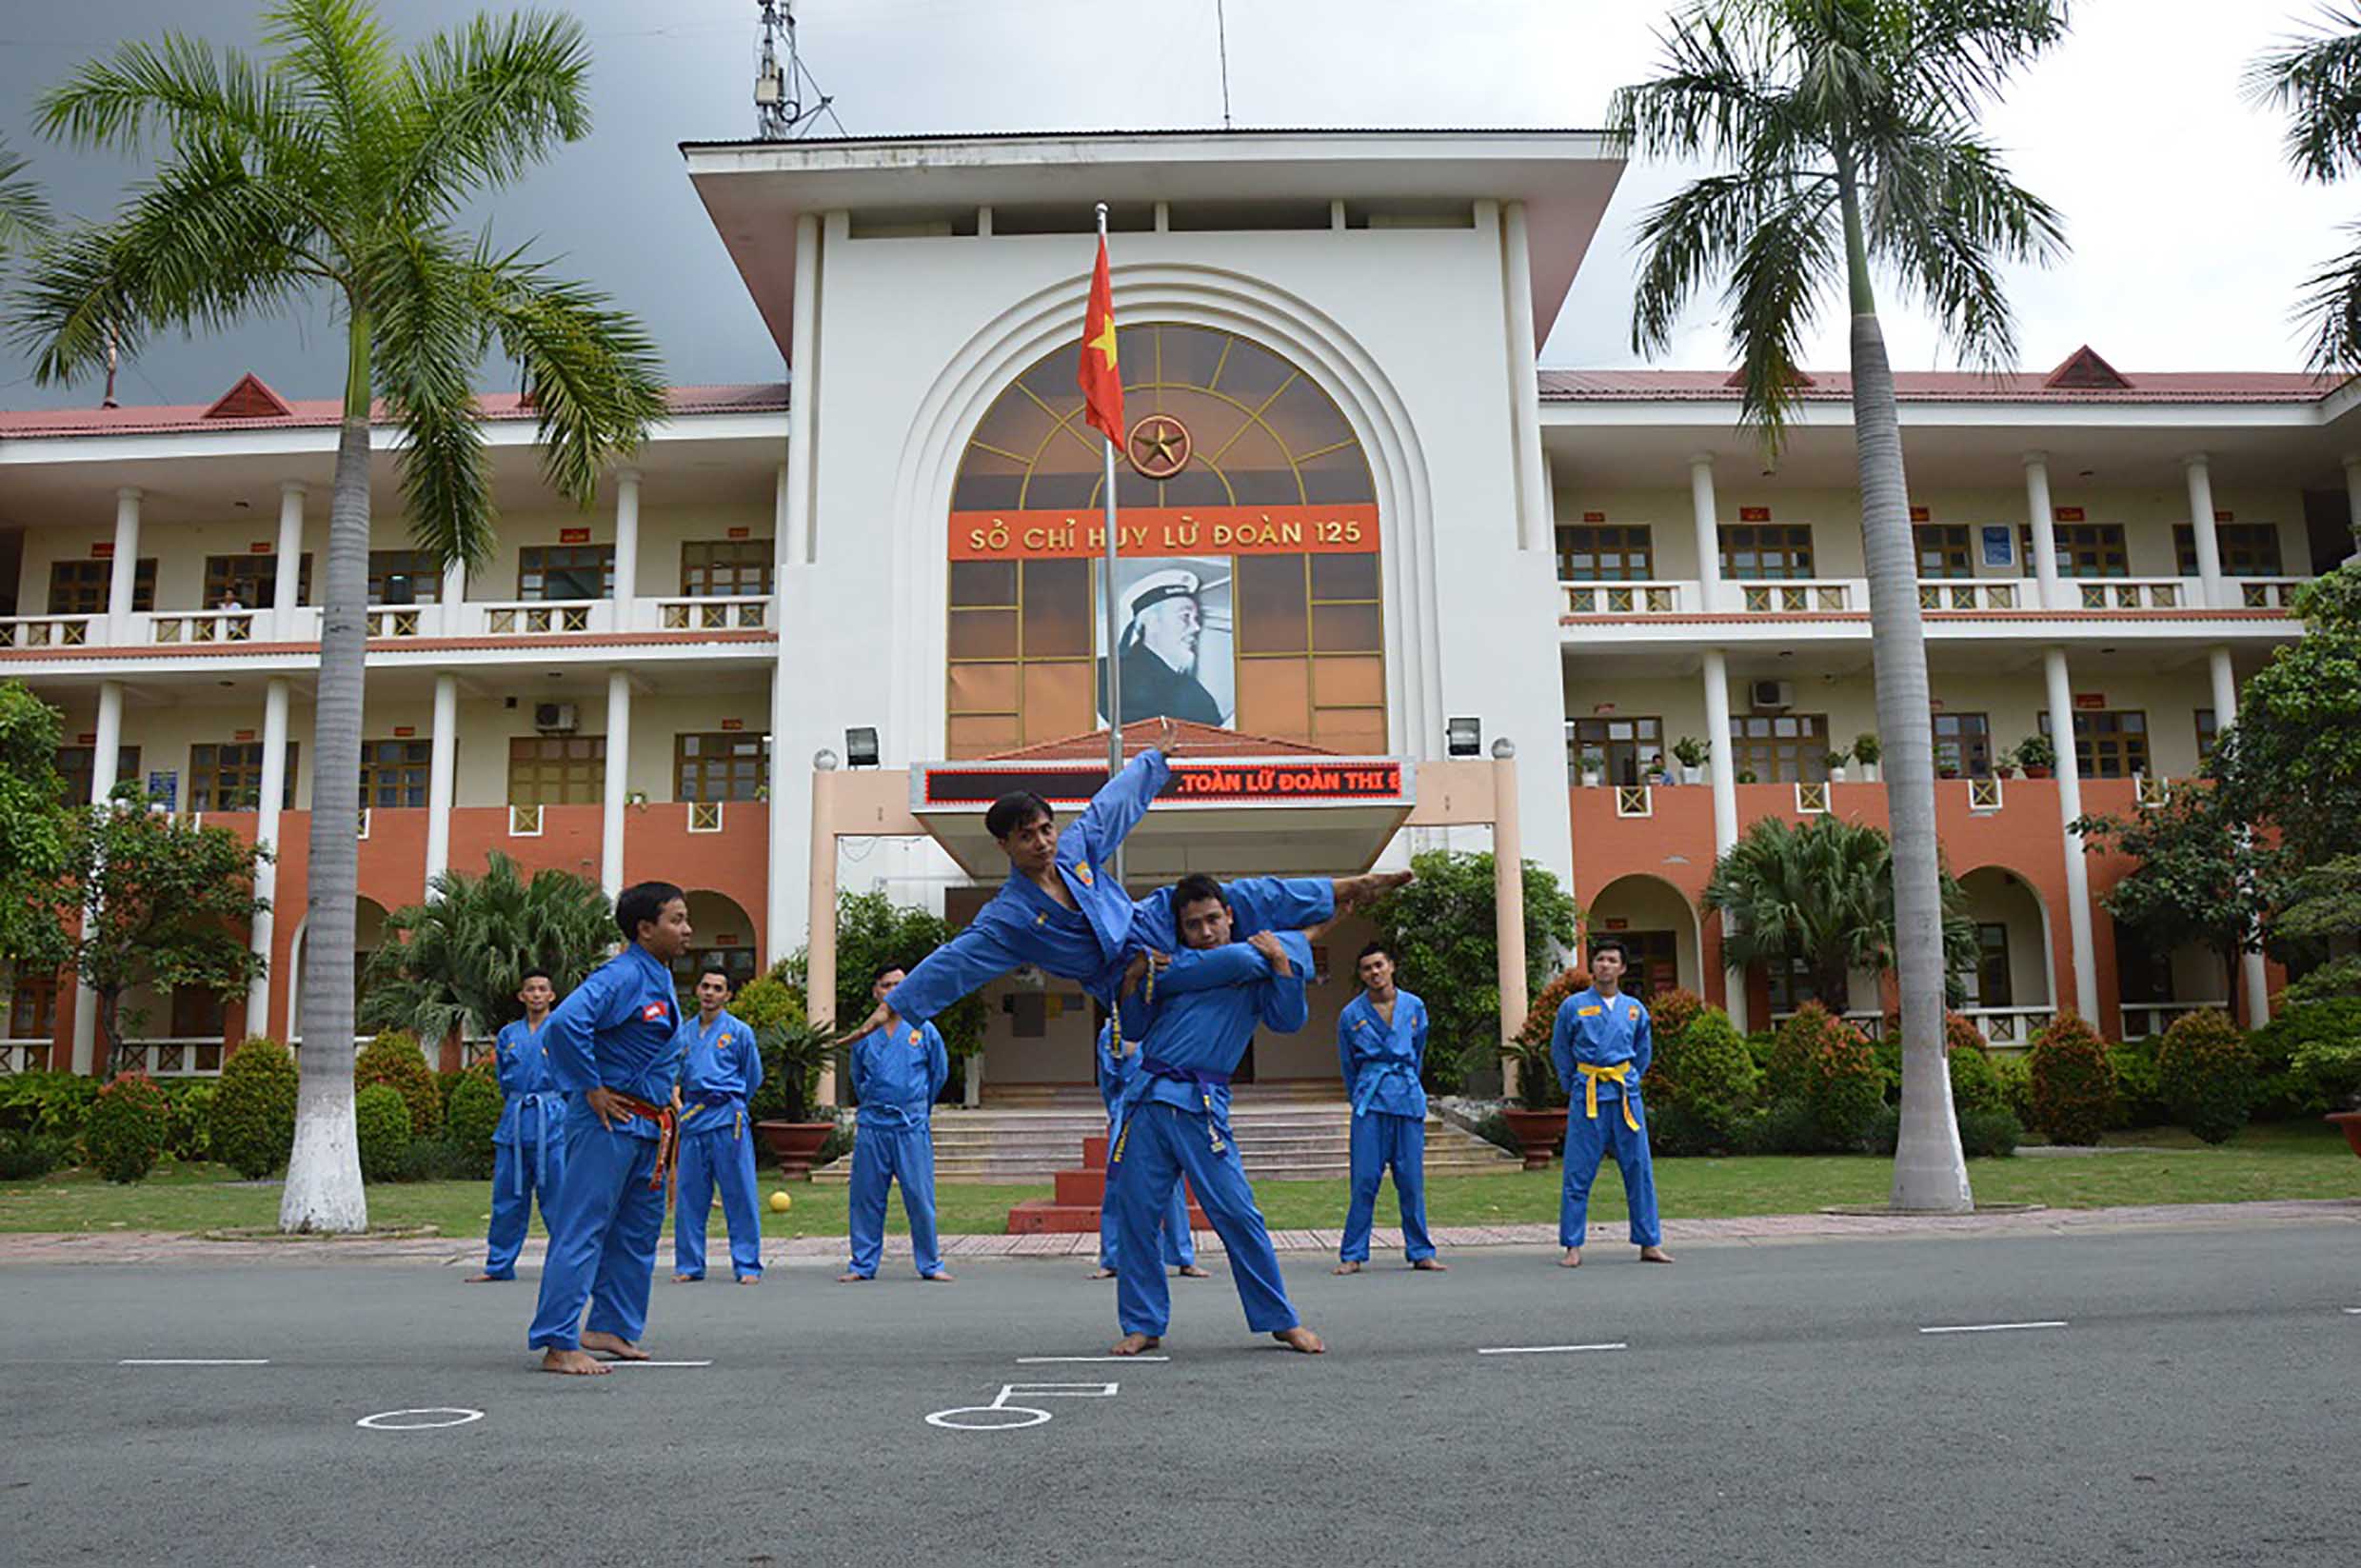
[
  {"x1": 1538, "y1": 366, "x2": 2338, "y2": 405},
  {"x1": 0, "y1": 382, "x2": 789, "y2": 438},
  {"x1": 984, "y1": 720, "x2": 1334, "y2": 761}
]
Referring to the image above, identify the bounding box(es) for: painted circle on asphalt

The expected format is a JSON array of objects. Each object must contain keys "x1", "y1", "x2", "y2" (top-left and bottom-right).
[
  {"x1": 356, "y1": 1407, "x2": 486, "y2": 1432},
  {"x1": 925, "y1": 1404, "x2": 1052, "y2": 1431}
]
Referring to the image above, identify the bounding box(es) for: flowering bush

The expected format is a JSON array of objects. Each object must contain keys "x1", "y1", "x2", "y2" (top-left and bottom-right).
[
  {"x1": 2155, "y1": 1008, "x2": 2253, "y2": 1144},
  {"x1": 355, "y1": 1030, "x2": 443, "y2": 1139},
  {"x1": 85, "y1": 1073, "x2": 169, "y2": 1183},
  {"x1": 1770, "y1": 1003, "x2": 1884, "y2": 1151},
  {"x1": 2029, "y1": 1012, "x2": 2114, "y2": 1145}
]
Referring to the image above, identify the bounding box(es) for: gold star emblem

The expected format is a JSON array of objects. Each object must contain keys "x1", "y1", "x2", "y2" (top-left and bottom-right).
[{"x1": 1126, "y1": 413, "x2": 1192, "y2": 479}]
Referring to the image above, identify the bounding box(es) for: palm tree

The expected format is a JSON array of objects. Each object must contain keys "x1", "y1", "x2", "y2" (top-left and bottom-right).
[
  {"x1": 1702, "y1": 815, "x2": 1975, "y2": 1016},
  {"x1": 360, "y1": 852, "x2": 614, "y2": 1050},
  {"x1": 0, "y1": 135, "x2": 50, "y2": 259},
  {"x1": 1611, "y1": 0, "x2": 2071, "y2": 1211},
  {"x1": 16, "y1": 1, "x2": 665, "y2": 1232},
  {"x1": 2250, "y1": 5, "x2": 2361, "y2": 374}
]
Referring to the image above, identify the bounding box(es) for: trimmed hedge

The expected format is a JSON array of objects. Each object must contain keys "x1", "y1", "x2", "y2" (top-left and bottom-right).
[
  {"x1": 355, "y1": 1031, "x2": 443, "y2": 1139},
  {"x1": 86, "y1": 1073, "x2": 169, "y2": 1183},
  {"x1": 2156, "y1": 1008, "x2": 2253, "y2": 1144},
  {"x1": 1946, "y1": 1033, "x2": 2006, "y2": 1115},
  {"x1": 2249, "y1": 999, "x2": 2361, "y2": 1119},
  {"x1": 354, "y1": 1083, "x2": 413, "y2": 1182},
  {"x1": 210, "y1": 1037, "x2": 298, "y2": 1179},
  {"x1": 443, "y1": 1069, "x2": 504, "y2": 1181},
  {"x1": 0, "y1": 1071, "x2": 98, "y2": 1146},
  {"x1": 1649, "y1": 986, "x2": 1705, "y2": 1047},
  {"x1": 158, "y1": 1081, "x2": 215, "y2": 1162},
  {"x1": 2107, "y1": 1038, "x2": 2171, "y2": 1128},
  {"x1": 2029, "y1": 1012, "x2": 2114, "y2": 1145},
  {"x1": 1652, "y1": 1005, "x2": 1758, "y2": 1151},
  {"x1": 1993, "y1": 1054, "x2": 2034, "y2": 1127},
  {"x1": 1770, "y1": 1004, "x2": 1885, "y2": 1152},
  {"x1": 0, "y1": 1127, "x2": 65, "y2": 1180}
]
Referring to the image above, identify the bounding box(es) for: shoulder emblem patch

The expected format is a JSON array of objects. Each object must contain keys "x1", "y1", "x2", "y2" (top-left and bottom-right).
[
  {"x1": 1072, "y1": 861, "x2": 1094, "y2": 887},
  {"x1": 641, "y1": 1001, "x2": 668, "y2": 1022},
  {"x1": 1577, "y1": 1004, "x2": 1603, "y2": 1017}
]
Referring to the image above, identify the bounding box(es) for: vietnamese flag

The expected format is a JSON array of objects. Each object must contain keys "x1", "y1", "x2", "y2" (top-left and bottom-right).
[{"x1": 1077, "y1": 234, "x2": 1124, "y2": 446}]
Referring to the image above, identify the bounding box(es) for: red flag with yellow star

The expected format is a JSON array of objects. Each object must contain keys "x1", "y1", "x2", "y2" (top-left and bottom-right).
[{"x1": 1077, "y1": 235, "x2": 1123, "y2": 446}]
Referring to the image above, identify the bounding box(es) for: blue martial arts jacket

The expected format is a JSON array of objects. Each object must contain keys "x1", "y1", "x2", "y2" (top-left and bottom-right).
[
  {"x1": 1550, "y1": 987, "x2": 1654, "y2": 1101},
  {"x1": 1338, "y1": 987, "x2": 1430, "y2": 1120},
  {"x1": 1116, "y1": 932, "x2": 1313, "y2": 1121},
  {"x1": 883, "y1": 748, "x2": 1334, "y2": 1024},
  {"x1": 541, "y1": 943, "x2": 687, "y2": 1139},
  {"x1": 491, "y1": 1016, "x2": 566, "y2": 1146},
  {"x1": 850, "y1": 1018, "x2": 949, "y2": 1129},
  {"x1": 675, "y1": 1008, "x2": 763, "y2": 1140}
]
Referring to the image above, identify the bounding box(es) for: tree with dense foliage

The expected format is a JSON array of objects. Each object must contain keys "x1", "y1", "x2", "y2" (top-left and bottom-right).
[
  {"x1": 1703, "y1": 815, "x2": 1975, "y2": 1014},
  {"x1": 2250, "y1": 7, "x2": 2361, "y2": 377},
  {"x1": 804, "y1": 890, "x2": 988, "y2": 1062},
  {"x1": 2208, "y1": 564, "x2": 2361, "y2": 865},
  {"x1": 1368, "y1": 849, "x2": 1580, "y2": 1092},
  {"x1": 17, "y1": 0, "x2": 665, "y2": 1233},
  {"x1": 2154, "y1": 1007, "x2": 2254, "y2": 1145},
  {"x1": 0, "y1": 682, "x2": 74, "y2": 993},
  {"x1": 2073, "y1": 790, "x2": 2282, "y2": 1018},
  {"x1": 1613, "y1": 0, "x2": 2072, "y2": 1210},
  {"x1": 2268, "y1": 854, "x2": 2361, "y2": 1005},
  {"x1": 361, "y1": 853, "x2": 614, "y2": 1046}
]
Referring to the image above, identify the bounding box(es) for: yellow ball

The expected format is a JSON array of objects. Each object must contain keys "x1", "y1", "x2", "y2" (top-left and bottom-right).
[{"x1": 767, "y1": 1190, "x2": 793, "y2": 1214}]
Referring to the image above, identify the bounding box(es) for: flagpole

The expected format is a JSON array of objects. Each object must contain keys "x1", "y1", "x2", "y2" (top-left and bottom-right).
[{"x1": 1097, "y1": 200, "x2": 1125, "y2": 890}]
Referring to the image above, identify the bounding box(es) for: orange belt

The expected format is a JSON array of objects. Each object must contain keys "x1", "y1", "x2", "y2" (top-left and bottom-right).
[{"x1": 610, "y1": 1092, "x2": 681, "y2": 1209}]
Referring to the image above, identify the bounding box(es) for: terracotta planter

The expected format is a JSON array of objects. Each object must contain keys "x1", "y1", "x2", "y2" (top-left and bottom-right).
[
  {"x1": 2022, "y1": 764, "x2": 2053, "y2": 779},
  {"x1": 1501, "y1": 1106, "x2": 1566, "y2": 1171},
  {"x1": 2329, "y1": 1110, "x2": 2361, "y2": 1159},
  {"x1": 754, "y1": 1120, "x2": 834, "y2": 1179}
]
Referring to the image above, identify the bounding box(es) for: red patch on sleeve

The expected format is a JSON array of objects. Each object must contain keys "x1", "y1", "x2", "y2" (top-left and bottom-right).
[{"x1": 642, "y1": 1002, "x2": 667, "y2": 1022}]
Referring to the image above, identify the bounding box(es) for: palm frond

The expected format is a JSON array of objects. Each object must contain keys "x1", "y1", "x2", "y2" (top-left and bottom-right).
[
  {"x1": 262, "y1": 0, "x2": 396, "y2": 197},
  {"x1": 1887, "y1": 0, "x2": 2073, "y2": 109},
  {"x1": 1865, "y1": 123, "x2": 2064, "y2": 368},
  {"x1": 2292, "y1": 218, "x2": 2361, "y2": 374},
  {"x1": 364, "y1": 226, "x2": 497, "y2": 569},
  {"x1": 0, "y1": 136, "x2": 50, "y2": 257},
  {"x1": 35, "y1": 30, "x2": 297, "y2": 157},
  {"x1": 389, "y1": 9, "x2": 594, "y2": 219},
  {"x1": 361, "y1": 851, "x2": 613, "y2": 1042},
  {"x1": 1630, "y1": 171, "x2": 1787, "y2": 359},
  {"x1": 1722, "y1": 176, "x2": 1842, "y2": 448},
  {"x1": 2247, "y1": 1, "x2": 2361, "y2": 183},
  {"x1": 1609, "y1": 4, "x2": 1781, "y2": 165}
]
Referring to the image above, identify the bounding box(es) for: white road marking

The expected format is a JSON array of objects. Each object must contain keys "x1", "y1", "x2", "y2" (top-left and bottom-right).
[
  {"x1": 119, "y1": 1359, "x2": 270, "y2": 1366},
  {"x1": 357, "y1": 1407, "x2": 484, "y2": 1432},
  {"x1": 1017, "y1": 1355, "x2": 1169, "y2": 1363},
  {"x1": 606, "y1": 1360, "x2": 713, "y2": 1367},
  {"x1": 1477, "y1": 1343, "x2": 1628, "y2": 1356},
  {"x1": 927, "y1": 1380, "x2": 1118, "y2": 1431},
  {"x1": 1918, "y1": 1320, "x2": 2069, "y2": 1335},
  {"x1": 2344, "y1": 1307, "x2": 2361, "y2": 1316}
]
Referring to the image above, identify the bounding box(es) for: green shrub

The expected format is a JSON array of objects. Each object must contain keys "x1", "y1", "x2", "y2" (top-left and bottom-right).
[
  {"x1": 1866, "y1": 1103, "x2": 1902, "y2": 1156},
  {"x1": 2292, "y1": 1035, "x2": 2361, "y2": 1111},
  {"x1": 444, "y1": 1068, "x2": 505, "y2": 1180},
  {"x1": 355, "y1": 1031, "x2": 443, "y2": 1139},
  {"x1": 2028, "y1": 1012, "x2": 2114, "y2": 1145},
  {"x1": 1947, "y1": 1034, "x2": 2005, "y2": 1115},
  {"x1": 1741, "y1": 1098, "x2": 1819, "y2": 1155},
  {"x1": 210, "y1": 1037, "x2": 298, "y2": 1179},
  {"x1": 1771, "y1": 1004, "x2": 1886, "y2": 1151},
  {"x1": 157, "y1": 1081, "x2": 215, "y2": 1162},
  {"x1": 1993, "y1": 1055, "x2": 2034, "y2": 1126},
  {"x1": 2156, "y1": 1008, "x2": 2254, "y2": 1144},
  {"x1": 354, "y1": 1083, "x2": 412, "y2": 1182},
  {"x1": 1650, "y1": 986, "x2": 1705, "y2": 1045},
  {"x1": 1651, "y1": 1005, "x2": 1758, "y2": 1150},
  {"x1": 1648, "y1": 1099, "x2": 1730, "y2": 1157},
  {"x1": 0, "y1": 1071, "x2": 99, "y2": 1145},
  {"x1": 2107, "y1": 1038, "x2": 2170, "y2": 1127},
  {"x1": 2248, "y1": 999, "x2": 2361, "y2": 1118},
  {"x1": 85, "y1": 1073, "x2": 169, "y2": 1183},
  {"x1": 1958, "y1": 1107, "x2": 2023, "y2": 1158},
  {"x1": 0, "y1": 1127, "x2": 65, "y2": 1180},
  {"x1": 1467, "y1": 1109, "x2": 1519, "y2": 1157},
  {"x1": 394, "y1": 1135, "x2": 471, "y2": 1182}
]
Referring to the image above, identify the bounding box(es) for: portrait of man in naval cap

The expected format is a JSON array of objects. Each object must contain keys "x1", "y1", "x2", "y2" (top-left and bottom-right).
[{"x1": 1098, "y1": 558, "x2": 1233, "y2": 728}]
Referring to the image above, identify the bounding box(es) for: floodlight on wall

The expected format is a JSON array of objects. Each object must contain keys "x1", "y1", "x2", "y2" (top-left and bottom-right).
[
  {"x1": 1491, "y1": 737, "x2": 1517, "y2": 761},
  {"x1": 844, "y1": 726, "x2": 881, "y2": 768},
  {"x1": 1446, "y1": 717, "x2": 1482, "y2": 758}
]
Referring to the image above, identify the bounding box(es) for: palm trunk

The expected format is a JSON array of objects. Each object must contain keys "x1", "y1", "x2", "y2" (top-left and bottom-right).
[
  {"x1": 1839, "y1": 169, "x2": 1972, "y2": 1213},
  {"x1": 279, "y1": 314, "x2": 372, "y2": 1233}
]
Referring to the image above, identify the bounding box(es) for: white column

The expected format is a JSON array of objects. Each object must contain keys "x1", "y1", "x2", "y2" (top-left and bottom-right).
[
  {"x1": 108, "y1": 488, "x2": 142, "y2": 642},
  {"x1": 424, "y1": 672, "x2": 458, "y2": 897},
  {"x1": 71, "y1": 682, "x2": 128, "y2": 1073},
  {"x1": 2207, "y1": 647, "x2": 2272, "y2": 1028},
  {"x1": 1491, "y1": 740, "x2": 1528, "y2": 1099},
  {"x1": 1690, "y1": 455, "x2": 1724, "y2": 613},
  {"x1": 1701, "y1": 647, "x2": 1746, "y2": 1030},
  {"x1": 1500, "y1": 201, "x2": 1548, "y2": 554},
  {"x1": 272, "y1": 484, "x2": 305, "y2": 639},
  {"x1": 248, "y1": 677, "x2": 290, "y2": 1035},
  {"x1": 601, "y1": 670, "x2": 631, "y2": 898},
  {"x1": 611, "y1": 468, "x2": 641, "y2": 631},
  {"x1": 2043, "y1": 646, "x2": 2101, "y2": 1022},
  {"x1": 808, "y1": 753, "x2": 840, "y2": 1105},
  {"x1": 2182, "y1": 453, "x2": 2225, "y2": 608},
  {"x1": 783, "y1": 211, "x2": 820, "y2": 567},
  {"x1": 2022, "y1": 453, "x2": 2062, "y2": 610},
  {"x1": 439, "y1": 559, "x2": 467, "y2": 636}
]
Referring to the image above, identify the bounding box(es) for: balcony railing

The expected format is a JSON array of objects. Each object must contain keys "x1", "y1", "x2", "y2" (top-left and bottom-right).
[
  {"x1": 472, "y1": 599, "x2": 607, "y2": 636},
  {"x1": 1962, "y1": 1004, "x2": 2054, "y2": 1047},
  {"x1": 0, "y1": 613, "x2": 97, "y2": 648},
  {"x1": 1741, "y1": 579, "x2": 1857, "y2": 613},
  {"x1": 1, "y1": 1040, "x2": 46, "y2": 1073},
  {"x1": 646, "y1": 595, "x2": 771, "y2": 632},
  {"x1": 147, "y1": 609, "x2": 260, "y2": 644},
  {"x1": 2117, "y1": 999, "x2": 2231, "y2": 1040},
  {"x1": 2076, "y1": 577, "x2": 2191, "y2": 611},
  {"x1": 117, "y1": 1037, "x2": 227, "y2": 1076},
  {"x1": 1560, "y1": 581, "x2": 1691, "y2": 616},
  {"x1": 1919, "y1": 579, "x2": 2030, "y2": 611},
  {"x1": 2236, "y1": 578, "x2": 2308, "y2": 609}
]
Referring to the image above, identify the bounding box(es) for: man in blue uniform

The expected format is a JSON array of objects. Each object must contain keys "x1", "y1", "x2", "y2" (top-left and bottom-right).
[
  {"x1": 468, "y1": 968, "x2": 568, "y2": 1283},
  {"x1": 527, "y1": 882, "x2": 697, "y2": 1375},
  {"x1": 863, "y1": 742, "x2": 1406, "y2": 1036},
  {"x1": 1106, "y1": 875, "x2": 1324, "y2": 1357},
  {"x1": 1334, "y1": 941, "x2": 1444, "y2": 1275},
  {"x1": 1549, "y1": 936, "x2": 1674, "y2": 1268},
  {"x1": 671, "y1": 967, "x2": 765, "y2": 1285},
  {"x1": 1090, "y1": 1020, "x2": 1206, "y2": 1281},
  {"x1": 840, "y1": 963, "x2": 954, "y2": 1284}
]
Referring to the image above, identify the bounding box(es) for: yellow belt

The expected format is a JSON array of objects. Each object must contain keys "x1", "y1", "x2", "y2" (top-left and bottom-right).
[{"x1": 1577, "y1": 1062, "x2": 1641, "y2": 1132}]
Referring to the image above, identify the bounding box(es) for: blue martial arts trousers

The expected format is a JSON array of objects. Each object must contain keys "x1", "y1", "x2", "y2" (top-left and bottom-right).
[
  {"x1": 1339, "y1": 1111, "x2": 1436, "y2": 1264},
  {"x1": 526, "y1": 1119, "x2": 665, "y2": 1352},
  {"x1": 1558, "y1": 1091, "x2": 1662, "y2": 1249},
  {"x1": 1111, "y1": 1101, "x2": 1297, "y2": 1339},
  {"x1": 673, "y1": 1123, "x2": 764, "y2": 1280},
  {"x1": 483, "y1": 1136, "x2": 565, "y2": 1280},
  {"x1": 844, "y1": 1121, "x2": 942, "y2": 1279},
  {"x1": 1098, "y1": 1149, "x2": 1197, "y2": 1272}
]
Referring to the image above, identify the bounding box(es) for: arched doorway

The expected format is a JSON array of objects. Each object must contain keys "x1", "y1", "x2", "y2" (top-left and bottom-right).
[
  {"x1": 287, "y1": 896, "x2": 391, "y2": 1047},
  {"x1": 677, "y1": 890, "x2": 760, "y2": 1004},
  {"x1": 1956, "y1": 866, "x2": 2053, "y2": 1046},
  {"x1": 1581, "y1": 874, "x2": 1702, "y2": 1000}
]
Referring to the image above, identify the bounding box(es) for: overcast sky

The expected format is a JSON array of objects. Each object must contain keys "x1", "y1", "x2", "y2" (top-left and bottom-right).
[{"x1": 0, "y1": 0, "x2": 2351, "y2": 409}]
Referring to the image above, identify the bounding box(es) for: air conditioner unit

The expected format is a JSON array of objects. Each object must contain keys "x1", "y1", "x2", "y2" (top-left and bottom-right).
[
  {"x1": 1749, "y1": 680, "x2": 1796, "y2": 712},
  {"x1": 532, "y1": 701, "x2": 579, "y2": 735}
]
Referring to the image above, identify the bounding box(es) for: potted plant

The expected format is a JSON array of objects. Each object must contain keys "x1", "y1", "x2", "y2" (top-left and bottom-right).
[
  {"x1": 738, "y1": 974, "x2": 838, "y2": 1179},
  {"x1": 1852, "y1": 731, "x2": 1881, "y2": 783},
  {"x1": 1992, "y1": 745, "x2": 2020, "y2": 781},
  {"x1": 2015, "y1": 733, "x2": 2055, "y2": 779},
  {"x1": 1500, "y1": 970, "x2": 1582, "y2": 1167},
  {"x1": 1824, "y1": 746, "x2": 1852, "y2": 784},
  {"x1": 1577, "y1": 748, "x2": 1606, "y2": 788},
  {"x1": 1672, "y1": 735, "x2": 1709, "y2": 785},
  {"x1": 1735, "y1": 767, "x2": 1759, "y2": 784},
  {"x1": 623, "y1": 787, "x2": 650, "y2": 809},
  {"x1": 1936, "y1": 756, "x2": 1962, "y2": 780}
]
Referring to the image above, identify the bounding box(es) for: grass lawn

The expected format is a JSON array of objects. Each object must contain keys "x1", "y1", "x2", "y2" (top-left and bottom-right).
[{"x1": 2, "y1": 1122, "x2": 2351, "y2": 1240}]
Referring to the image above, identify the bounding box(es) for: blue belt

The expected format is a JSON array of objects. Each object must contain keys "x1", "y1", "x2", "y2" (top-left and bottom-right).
[
  {"x1": 1349, "y1": 1060, "x2": 1420, "y2": 1118},
  {"x1": 509, "y1": 1093, "x2": 565, "y2": 1199},
  {"x1": 679, "y1": 1091, "x2": 747, "y2": 1139},
  {"x1": 1138, "y1": 1057, "x2": 1231, "y2": 1154}
]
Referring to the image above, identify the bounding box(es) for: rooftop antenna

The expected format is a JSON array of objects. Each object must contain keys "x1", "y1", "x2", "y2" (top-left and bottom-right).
[
  {"x1": 754, "y1": 0, "x2": 846, "y2": 141},
  {"x1": 1215, "y1": 0, "x2": 1233, "y2": 129}
]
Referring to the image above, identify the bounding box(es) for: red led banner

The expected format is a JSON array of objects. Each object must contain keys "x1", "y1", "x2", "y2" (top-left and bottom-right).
[
  {"x1": 950, "y1": 505, "x2": 1379, "y2": 562},
  {"x1": 916, "y1": 757, "x2": 1409, "y2": 810}
]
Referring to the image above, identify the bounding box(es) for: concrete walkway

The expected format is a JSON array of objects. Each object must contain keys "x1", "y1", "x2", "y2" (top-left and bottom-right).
[{"x1": 3, "y1": 1196, "x2": 2351, "y2": 1269}]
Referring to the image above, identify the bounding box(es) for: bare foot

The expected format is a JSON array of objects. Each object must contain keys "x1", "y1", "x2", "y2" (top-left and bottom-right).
[
  {"x1": 671, "y1": 1273, "x2": 700, "y2": 1283},
  {"x1": 465, "y1": 1272, "x2": 508, "y2": 1283},
  {"x1": 921, "y1": 1270, "x2": 955, "y2": 1283},
  {"x1": 1638, "y1": 1245, "x2": 1675, "y2": 1264},
  {"x1": 1089, "y1": 1266, "x2": 1118, "y2": 1279},
  {"x1": 540, "y1": 1348, "x2": 610, "y2": 1377},
  {"x1": 579, "y1": 1330, "x2": 649, "y2": 1361},
  {"x1": 1412, "y1": 1258, "x2": 1449, "y2": 1272},
  {"x1": 1332, "y1": 1260, "x2": 1363, "y2": 1276},
  {"x1": 1110, "y1": 1333, "x2": 1161, "y2": 1356},
  {"x1": 1559, "y1": 1247, "x2": 1583, "y2": 1268},
  {"x1": 1273, "y1": 1325, "x2": 1325, "y2": 1354},
  {"x1": 1175, "y1": 1264, "x2": 1210, "y2": 1279},
  {"x1": 736, "y1": 1275, "x2": 763, "y2": 1285},
  {"x1": 836, "y1": 1271, "x2": 870, "y2": 1283}
]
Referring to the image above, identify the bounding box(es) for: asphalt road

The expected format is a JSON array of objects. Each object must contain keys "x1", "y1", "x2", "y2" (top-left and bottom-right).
[{"x1": 0, "y1": 1222, "x2": 2351, "y2": 1567}]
